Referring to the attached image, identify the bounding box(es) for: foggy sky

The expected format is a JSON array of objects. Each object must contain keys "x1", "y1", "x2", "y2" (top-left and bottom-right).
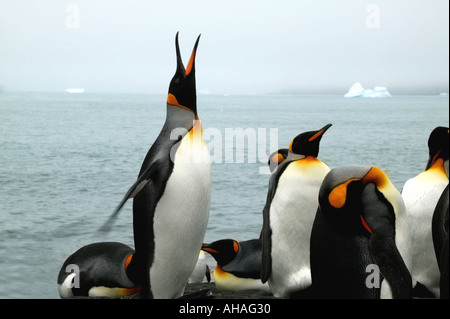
[{"x1": 0, "y1": 0, "x2": 448, "y2": 95}]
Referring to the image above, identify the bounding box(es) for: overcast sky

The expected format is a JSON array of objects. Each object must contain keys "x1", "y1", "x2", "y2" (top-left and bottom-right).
[{"x1": 0, "y1": 0, "x2": 448, "y2": 94}]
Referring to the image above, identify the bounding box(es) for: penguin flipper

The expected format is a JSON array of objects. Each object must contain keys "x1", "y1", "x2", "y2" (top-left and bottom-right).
[{"x1": 99, "y1": 159, "x2": 162, "y2": 232}]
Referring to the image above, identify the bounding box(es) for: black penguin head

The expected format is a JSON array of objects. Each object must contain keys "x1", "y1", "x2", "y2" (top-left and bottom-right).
[
  {"x1": 201, "y1": 239, "x2": 239, "y2": 266},
  {"x1": 267, "y1": 148, "x2": 289, "y2": 173},
  {"x1": 167, "y1": 32, "x2": 200, "y2": 115},
  {"x1": 289, "y1": 124, "x2": 332, "y2": 157},
  {"x1": 319, "y1": 166, "x2": 397, "y2": 235},
  {"x1": 318, "y1": 166, "x2": 369, "y2": 233},
  {"x1": 426, "y1": 126, "x2": 449, "y2": 170}
]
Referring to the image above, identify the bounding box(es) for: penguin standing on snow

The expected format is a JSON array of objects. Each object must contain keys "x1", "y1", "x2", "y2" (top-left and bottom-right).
[
  {"x1": 310, "y1": 166, "x2": 412, "y2": 299},
  {"x1": 402, "y1": 126, "x2": 449, "y2": 298},
  {"x1": 261, "y1": 124, "x2": 332, "y2": 298},
  {"x1": 57, "y1": 33, "x2": 211, "y2": 299}
]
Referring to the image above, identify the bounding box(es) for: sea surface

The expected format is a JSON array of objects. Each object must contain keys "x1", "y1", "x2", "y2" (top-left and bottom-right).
[{"x1": 0, "y1": 92, "x2": 448, "y2": 298}]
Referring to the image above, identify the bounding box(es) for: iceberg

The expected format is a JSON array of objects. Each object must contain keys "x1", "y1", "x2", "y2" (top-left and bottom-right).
[
  {"x1": 65, "y1": 88, "x2": 85, "y2": 93},
  {"x1": 344, "y1": 82, "x2": 365, "y2": 98},
  {"x1": 344, "y1": 83, "x2": 391, "y2": 98}
]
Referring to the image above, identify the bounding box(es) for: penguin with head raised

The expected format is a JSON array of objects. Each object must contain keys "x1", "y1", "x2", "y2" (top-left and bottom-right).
[
  {"x1": 57, "y1": 242, "x2": 140, "y2": 298},
  {"x1": 310, "y1": 166, "x2": 412, "y2": 299},
  {"x1": 401, "y1": 126, "x2": 449, "y2": 298},
  {"x1": 261, "y1": 124, "x2": 332, "y2": 298},
  {"x1": 57, "y1": 33, "x2": 210, "y2": 299},
  {"x1": 99, "y1": 33, "x2": 211, "y2": 298},
  {"x1": 201, "y1": 239, "x2": 270, "y2": 292}
]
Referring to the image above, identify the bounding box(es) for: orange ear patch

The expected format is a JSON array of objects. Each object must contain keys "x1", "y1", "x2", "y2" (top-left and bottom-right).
[
  {"x1": 167, "y1": 93, "x2": 180, "y2": 106},
  {"x1": 328, "y1": 179, "x2": 359, "y2": 209},
  {"x1": 233, "y1": 241, "x2": 239, "y2": 253},
  {"x1": 167, "y1": 93, "x2": 192, "y2": 112},
  {"x1": 289, "y1": 139, "x2": 294, "y2": 152},
  {"x1": 272, "y1": 153, "x2": 285, "y2": 164},
  {"x1": 362, "y1": 167, "x2": 388, "y2": 189}
]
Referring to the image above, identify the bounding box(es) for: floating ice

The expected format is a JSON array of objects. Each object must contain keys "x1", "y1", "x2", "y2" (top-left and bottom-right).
[
  {"x1": 344, "y1": 83, "x2": 391, "y2": 98},
  {"x1": 65, "y1": 88, "x2": 85, "y2": 93}
]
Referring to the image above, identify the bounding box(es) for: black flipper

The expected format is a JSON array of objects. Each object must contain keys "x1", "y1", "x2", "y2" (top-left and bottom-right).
[{"x1": 99, "y1": 159, "x2": 163, "y2": 233}]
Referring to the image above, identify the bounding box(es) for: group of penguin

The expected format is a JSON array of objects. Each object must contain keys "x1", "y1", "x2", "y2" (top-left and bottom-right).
[{"x1": 57, "y1": 33, "x2": 449, "y2": 299}]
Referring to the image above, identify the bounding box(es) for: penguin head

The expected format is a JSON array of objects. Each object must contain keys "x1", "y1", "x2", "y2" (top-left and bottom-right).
[
  {"x1": 318, "y1": 166, "x2": 369, "y2": 232},
  {"x1": 201, "y1": 239, "x2": 239, "y2": 267},
  {"x1": 317, "y1": 166, "x2": 412, "y2": 298},
  {"x1": 319, "y1": 166, "x2": 400, "y2": 235},
  {"x1": 167, "y1": 32, "x2": 200, "y2": 116},
  {"x1": 289, "y1": 124, "x2": 332, "y2": 157},
  {"x1": 267, "y1": 148, "x2": 289, "y2": 173},
  {"x1": 426, "y1": 126, "x2": 449, "y2": 171}
]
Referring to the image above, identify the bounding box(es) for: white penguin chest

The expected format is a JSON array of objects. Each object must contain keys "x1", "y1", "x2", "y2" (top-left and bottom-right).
[
  {"x1": 270, "y1": 159, "x2": 330, "y2": 239},
  {"x1": 268, "y1": 159, "x2": 330, "y2": 296},
  {"x1": 150, "y1": 122, "x2": 212, "y2": 298},
  {"x1": 401, "y1": 166, "x2": 448, "y2": 296}
]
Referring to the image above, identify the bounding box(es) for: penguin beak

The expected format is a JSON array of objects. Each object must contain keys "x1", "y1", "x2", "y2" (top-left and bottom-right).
[
  {"x1": 185, "y1": 35, "x2": 200, "y2": 77},
  {"x1": 174, "y1": 32, "x2": 186, "y2": 77},
  {"x1": 360, "y1": 183, "x2": 412, "y2": 299},
  {"x1": 174, "y1": 32, "x2": 200, "y2": 77},
  {"x1": 308, "y1": 123, "x2": 332, "y2": 142},
  {"x1": 201, "y1": 243, "x2": 218, "y2": 254}
]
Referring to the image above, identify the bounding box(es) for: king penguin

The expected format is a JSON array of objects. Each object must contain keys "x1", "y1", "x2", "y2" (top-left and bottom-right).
[
  {"x1": 201, "y1": 239, "x2": 271, "y2": 292},
  {"x1": 310, "y1": 166, "x2": 412, "y2": 299},
  {"x1": 261, "y1": 124, "x2": 332, "y2": 298},
  {"x1": 57, "y1": 33, "x2": 210, "y2": 299},
  {"x1": 99, "y1": 33, "x2": 211, "y2": 299},
  {"x1": 57, "y1": 242, "x2": 140, "y2": 298},
  {"x1": 401, "y1": 126, "x2": 449, "y2": 298}
]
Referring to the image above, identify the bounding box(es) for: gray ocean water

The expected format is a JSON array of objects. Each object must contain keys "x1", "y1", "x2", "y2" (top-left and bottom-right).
[{"x1": 0, "y1": 92, "x2": 448, "y2": 298}]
